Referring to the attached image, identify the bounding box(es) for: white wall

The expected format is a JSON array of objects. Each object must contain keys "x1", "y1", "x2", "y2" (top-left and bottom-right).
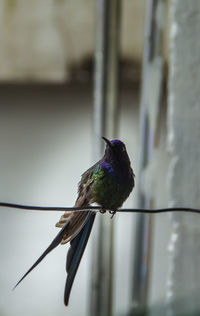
[{"x1": 0, "y1": 84, "x2": 93, "y2": 316}]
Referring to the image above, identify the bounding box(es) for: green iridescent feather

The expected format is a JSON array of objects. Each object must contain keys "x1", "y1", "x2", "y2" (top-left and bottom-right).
[{"x1": 92, "y1": 165, "x2": 132, "y2": 210}]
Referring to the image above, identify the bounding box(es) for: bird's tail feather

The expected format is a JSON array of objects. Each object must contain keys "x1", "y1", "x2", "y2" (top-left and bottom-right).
[
  {"x1": 64, "y1": 212, "x2": 96, "y2": 306},
  {"x1": 13, "y1": 219, "x2": 70, "y2": 290}
]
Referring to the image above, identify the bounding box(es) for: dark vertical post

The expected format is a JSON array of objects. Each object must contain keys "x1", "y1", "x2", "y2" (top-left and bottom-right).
[
  {"x1": 93, "y1": 0, "x2": 109, "y2": 158},
  {"x1": 90, "y1": 0, "x2": 121, "y2": 316}
]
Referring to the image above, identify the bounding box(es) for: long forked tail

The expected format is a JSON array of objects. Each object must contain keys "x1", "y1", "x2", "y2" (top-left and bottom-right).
[
  {"x1": 13, "y1": 220, "x2": 70, "y2": 289},
  {"x1": 64, "y1": 212, "x2": 96, "y2": 306}
]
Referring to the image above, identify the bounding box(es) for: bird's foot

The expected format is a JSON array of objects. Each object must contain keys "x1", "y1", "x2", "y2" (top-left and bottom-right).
[
  {"x1": 100, "y1": 209, "x2": 106, "y2": 214},
  {"x1": 109, "y1": 210, "x2": 117, "y2": 219}
]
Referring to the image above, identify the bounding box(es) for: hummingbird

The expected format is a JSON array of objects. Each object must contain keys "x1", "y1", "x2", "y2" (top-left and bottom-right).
[{"x1": 14, "y1": 137, "x2": 135, "y2": 306}]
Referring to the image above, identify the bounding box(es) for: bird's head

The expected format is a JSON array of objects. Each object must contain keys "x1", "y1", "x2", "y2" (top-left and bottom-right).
[{"x1": 102, "y1": 137, "x2": 131, "y2": 165}]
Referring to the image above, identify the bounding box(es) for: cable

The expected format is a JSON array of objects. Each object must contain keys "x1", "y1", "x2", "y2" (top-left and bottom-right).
[{"x1": 0, "y1": 202, "x2": 199, "y2": 214}]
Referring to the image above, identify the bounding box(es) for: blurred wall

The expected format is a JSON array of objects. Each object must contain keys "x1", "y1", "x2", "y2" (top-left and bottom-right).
[
  {"x1": 0, "y1": 84, "x2": 94, "y2": 316},
  {"x1": 0, "y1": 84, "x2": 170, "y2": 315},
  {"x1": 167, "y1": 0, "x2": 200, "y2": 314},
  {"x1": 0, "y1": 83, "x2": 137, "y2": 316},
  {"x1": 0, "y1": 0, "x2": 145, "y2": 82},
  {"x1": 0, "y1": 1, "x2": 172, "y2": 314}
]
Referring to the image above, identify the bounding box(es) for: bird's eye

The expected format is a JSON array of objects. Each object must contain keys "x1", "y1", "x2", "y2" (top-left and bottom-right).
[{"x1": 122, "y1": 146, "x2": 126, "y2": 152}]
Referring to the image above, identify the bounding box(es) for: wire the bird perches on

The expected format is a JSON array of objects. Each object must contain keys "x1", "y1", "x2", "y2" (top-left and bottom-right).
[{"x1": 0, "y1": 202, "x2": 200, "y2": 214}]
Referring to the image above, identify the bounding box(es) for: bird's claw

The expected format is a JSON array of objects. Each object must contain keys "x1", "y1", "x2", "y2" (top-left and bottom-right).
[
  {"x1": 99, "y1": 209, "x2": 116, "y2": 218},
  {"x1": 100, "y1": 209, "x2": 106, "y2": 214},
  {"x1": 109, "y1": 210, "x2": 116, "y2": 219}
]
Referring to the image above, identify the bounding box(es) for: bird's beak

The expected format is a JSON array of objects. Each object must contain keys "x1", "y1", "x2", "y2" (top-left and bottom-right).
[{"x1": 102, "y1": 136, "x2": 112, "y2": 148}]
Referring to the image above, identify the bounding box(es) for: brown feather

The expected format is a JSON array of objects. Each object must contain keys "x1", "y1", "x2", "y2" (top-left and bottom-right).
[{"x1": 55, "y1": 164, "x2": 96, "y2": 244}]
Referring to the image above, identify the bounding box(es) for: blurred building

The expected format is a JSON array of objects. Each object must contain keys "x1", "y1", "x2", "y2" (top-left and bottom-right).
[{"x1": 0, "y1": 1, "x2": 200, "y2": 316}]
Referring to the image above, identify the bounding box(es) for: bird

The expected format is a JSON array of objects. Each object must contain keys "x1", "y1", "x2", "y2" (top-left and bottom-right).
[{"x1": 13, "y1": 137, "x2": 135, "y2": 306}]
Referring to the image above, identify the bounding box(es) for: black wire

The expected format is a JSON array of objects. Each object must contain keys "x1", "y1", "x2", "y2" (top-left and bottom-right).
[{"x1": 0, "y1": 202, "x2": 200, "y2": 214}]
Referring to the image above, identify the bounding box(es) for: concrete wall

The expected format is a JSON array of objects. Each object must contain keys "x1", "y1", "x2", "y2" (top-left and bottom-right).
[{"x1": 167, "y1": 0, "x2": 200, "y2": 314}]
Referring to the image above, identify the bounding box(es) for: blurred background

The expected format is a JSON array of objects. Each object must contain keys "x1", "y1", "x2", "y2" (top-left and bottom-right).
[{"x1": 0, "y1": 0, "x2": 200, "y2": 315}]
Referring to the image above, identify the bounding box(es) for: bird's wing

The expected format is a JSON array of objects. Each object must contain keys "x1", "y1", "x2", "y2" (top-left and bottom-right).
[
  {"x1": 55, "y1": 162, "x2": 99, "y2": 244},
  {"x1": 60, "y1": 210, "x2": 92, "y2": 244},
  {"x1": 62, "y1": 162, "x2": 105, "y2": 304},
  {"x1": 64, "y1": 212, "x2": 96, "y2": 306}
]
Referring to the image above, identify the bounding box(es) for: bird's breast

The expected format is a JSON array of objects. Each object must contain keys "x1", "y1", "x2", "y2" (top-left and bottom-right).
[
  {"x1": 92, "y1": 163, "x2": 134, "y2": 210},
  {"x1": 99, "y1": 161, "x2": 133, "y2": 185}
]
